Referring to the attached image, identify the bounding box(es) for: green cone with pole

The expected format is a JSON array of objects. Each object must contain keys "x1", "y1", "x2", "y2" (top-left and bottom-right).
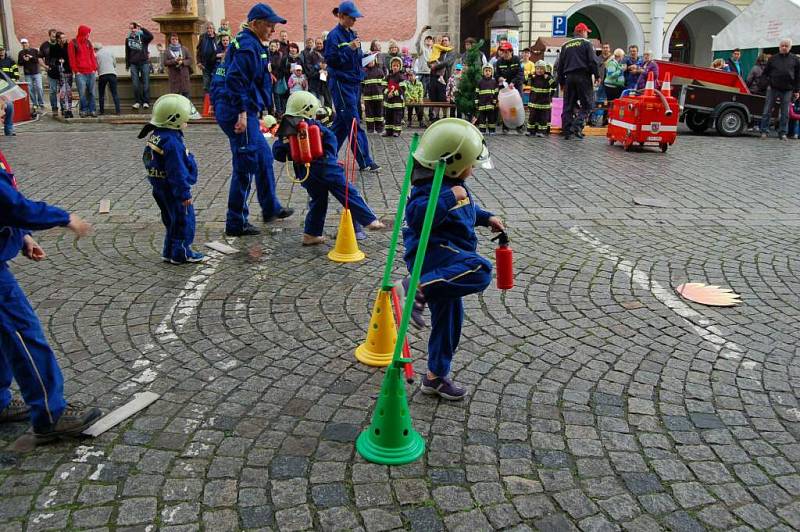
[{"x1": 356, "y1": 157, "x2": 447, "y2": 465}]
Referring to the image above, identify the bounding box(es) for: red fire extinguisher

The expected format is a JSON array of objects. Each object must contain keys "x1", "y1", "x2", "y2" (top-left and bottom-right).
[
  {"x1": 288, "y1": 120, "x2": 324, "y2": 182},
  {"x1": 492, "y1": 231, "x2": 513, "y2": 290}
]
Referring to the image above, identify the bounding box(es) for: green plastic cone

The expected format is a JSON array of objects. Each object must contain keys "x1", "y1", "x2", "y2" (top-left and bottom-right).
[{"x1": 356, "y1": 365, "x2": 425, "y2": 465}]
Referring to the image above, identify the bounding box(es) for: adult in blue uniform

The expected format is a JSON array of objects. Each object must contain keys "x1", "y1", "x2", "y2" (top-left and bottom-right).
[
  {"x1": 211, "y1": 3, "x2": 293, "y2": 237},
  {"x1": 0, "y1": 160, "x2": 102, "y2": 439},
  {"x1": 272, "y1": 91, "x2": 385, "y2": 245},
  {"x1": 324, "y1": 1, "x2": 380, "y2": 172}
]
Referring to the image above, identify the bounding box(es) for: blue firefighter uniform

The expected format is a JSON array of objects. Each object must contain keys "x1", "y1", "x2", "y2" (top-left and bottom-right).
[
  {"x1": 402, "y1": 172, "x2": 493, "y2": 378},
  {"x1": 142, "y1": 128, "x2": 199, "y2": 263},
  {"x1": 0, "y1": 168, "x2": 69, "y2": 431},
  {"x1": 272, "y1": 119, "x2": 378, "y2": 236},
  {"x1": 324, "y1": 22, "x2": 377, "y2": 170},
  {"x1": 210, "y1": 24, "x2": 286, "y2": 233}
]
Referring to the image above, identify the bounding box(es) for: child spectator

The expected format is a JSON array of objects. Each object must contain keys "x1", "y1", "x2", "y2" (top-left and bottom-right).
[
  {"x1": 526, "y1": 60, "x2": 555, "y2": 137},
  {"x1": 288, "y1": 63, "x2": 308, "y2": 94},
  {"x1": 216, "y1": 34, "x2": 230, "y2": 66},
  {"x1": 403, "y1": 69, "x2": 425, "y2": 128},
  {"x1": 362, "y1": 55, "x2": 386, "y2": 133},
  {"x1": 401, "y1": 46, "x2": 414, "y2": 71},
  {"x1": 521, "y1": 48, "x2": 534, "y2": 105},
  {"x1": 475, "y1": 64, "x2": 498, "y2": 134},
  {"x1": 383, "y1": 56, "x2": 405, "y2": 137},
  {"x1": 446, "y1": 63, "x2": 463, "y2": 118},
  {"x1": 138, "y1": 94, "x2": 205, "y2": 264},
  {"x1": 400, "y1": 118, "x2": 505, "y2": 400},
  {"x1": 272, "y1": 91, "x2": 386, "y2": 246}
]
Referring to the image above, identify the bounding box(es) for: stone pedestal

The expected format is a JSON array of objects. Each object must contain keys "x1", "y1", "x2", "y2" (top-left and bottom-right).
[{"x1": 152, "y1": 0, "x2": 205, "y2": 68}]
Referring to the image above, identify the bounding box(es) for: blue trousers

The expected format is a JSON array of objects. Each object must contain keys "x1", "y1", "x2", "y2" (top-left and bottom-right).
[
  {"x1": 416, "y1": 252, "x2": 492, "y2": 378},
  {"x1": 130, "y1": 63, "x2": 151, "y2": 105},
  {"x1": 215, "y1": 104, "x2": 283, "y2": 232},
  {"x1": 301, "y1": 165, "x2": 377, "y2": 236},
  {"x1": 3, "y1": 102, "x2": 13, "y2": 135},
  {"x1": 150, "y1": 180, "x2": 197, "y2": 261},
  {"x1": 329, "y1": 77, "x2": 375, "y2": 169},
  {"x1": 760, "y1": 88, "x2": 792, "y2": 136},
  {"x1": 75, "y1": 72, "x2": 96, "y2": 114},
  {"x1": 0, "y1": 266, "x2": 66, "y2": 431}
]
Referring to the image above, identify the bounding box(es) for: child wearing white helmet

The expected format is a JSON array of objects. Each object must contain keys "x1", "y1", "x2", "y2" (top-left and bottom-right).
[
  {"x1": 400, "y1": 118, "x2": 506, "y2": 400},
  {"x1": 272, "y1": 91, "x2": 385, "y2": 246},
  {"x1": 139, "y1": 93, "x2": 205, "y2": 264}
]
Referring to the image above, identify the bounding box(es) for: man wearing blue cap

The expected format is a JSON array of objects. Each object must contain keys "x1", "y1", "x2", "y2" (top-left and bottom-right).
[
  {"x1": 210, "y1": 3, "x2": 293, "y2": 236},
  {"x1": 324, "y1": 1, "x2": 380, "y2": 172}
]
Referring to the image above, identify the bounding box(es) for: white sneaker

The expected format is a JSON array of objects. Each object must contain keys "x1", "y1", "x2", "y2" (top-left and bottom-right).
[
  {"x1": 132, "y1": 103, "x2": 140, "y2": 110},
  {"x1": 143, "y1": 103, "x2": 150, "y2": 109}
]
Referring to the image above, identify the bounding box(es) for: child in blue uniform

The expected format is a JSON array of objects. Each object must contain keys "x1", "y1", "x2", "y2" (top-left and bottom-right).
[
  {"x1": 138, "y1": 94, "x2": 205, "y2": 264},
  {"x1": 272, "y1": 91, "x2": 385, "y2": 245},
  {"x1": 400, "y1": 118, "x2": 505, "y2": 400},
  {"x1": 0, "y1": 151, "x2": 102, "y2": 439}
]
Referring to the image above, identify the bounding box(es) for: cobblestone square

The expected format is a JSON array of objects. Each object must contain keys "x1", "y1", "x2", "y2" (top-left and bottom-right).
[{"x1": 1, "y1": 119, "x2": 798, "y2": 530}]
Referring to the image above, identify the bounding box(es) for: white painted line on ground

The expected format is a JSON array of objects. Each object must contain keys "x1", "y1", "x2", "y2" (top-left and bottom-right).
[
  {"x1": 569, "y1": 226, "x2": 745, "y2": 361},
  {"x1": 83, "y1": 392, "x2": 161, "y2": 437}
]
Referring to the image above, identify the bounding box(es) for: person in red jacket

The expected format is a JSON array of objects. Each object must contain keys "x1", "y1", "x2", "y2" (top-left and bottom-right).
[{"x1": 67, "y1": 25, "x2": 98, "y2": 117}]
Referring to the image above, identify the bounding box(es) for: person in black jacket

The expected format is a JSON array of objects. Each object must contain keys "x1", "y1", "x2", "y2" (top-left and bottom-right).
[
  {"x1": 47, "y1": 33, "x2": 73, "y2": 118},
  {"x1": 125, "y1": 22, "x2": 154, "y2": 110},
  {"x1": 493, "y1": 41, "x2": 524, "y2": 133},
  {"x1": 557, "y1": 23, "x2": 598, "y2": 140},
  {"x1": 759, "y1": 38, "x2": 800, "y2": 140},
  {"x1": 196, "y1": 22, "x2": 218, "y2": 93}
]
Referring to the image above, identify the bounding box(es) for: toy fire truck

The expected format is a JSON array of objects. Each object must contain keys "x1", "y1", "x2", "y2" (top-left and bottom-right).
[{"x1": 607, "y1": 72, "x2": 679, "y2": 152}]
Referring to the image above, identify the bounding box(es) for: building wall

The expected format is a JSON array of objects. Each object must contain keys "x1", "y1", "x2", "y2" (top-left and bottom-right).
[{"x1": 7, "y1": 0, "x2": 417, "y2": 54}]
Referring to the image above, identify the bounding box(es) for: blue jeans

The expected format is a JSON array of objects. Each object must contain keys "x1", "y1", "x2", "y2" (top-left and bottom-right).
[
  {"x1": 98, "y1": 74, "x2": 120, "y2": 114},
  {"x1": 75, "y1": 73, "x2": 97, "y2": 114},
  {"x1": 130, "y1": 63, "x2": 150, "y2": 105},
  {"x1": 25, "y1": 73, "x2": 44, "y2": 108},
  {"x1": 3, "y1": 102, "x2": 13, "y2": 135},
  {"x1": 0, "y1": 266, "x2": 67, "y2": 432},
  {"x1": 48, "y1": 76, "x2": 59, "y2": 111},
  {"x1": 760, "y1": 87, "x2": 792, "y2": 136}
]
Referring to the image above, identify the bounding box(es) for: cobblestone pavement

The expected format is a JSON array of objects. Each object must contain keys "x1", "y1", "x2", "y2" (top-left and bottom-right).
[{"x1": 1, "y1": 118, "x2": 799, "y2": 531}]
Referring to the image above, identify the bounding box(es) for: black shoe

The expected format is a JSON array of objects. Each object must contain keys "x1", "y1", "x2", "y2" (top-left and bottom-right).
[
  {"x1": 225, "y1": 224, "x2": 261, "y2": 236},
  {"x1": 34, "y1": 403, "x2": 102, "y2": 441},
  {"x1": 365, "y1": 163, "x2": 381, "y2": 172},
  {"x1": 564, "y1": 134, "x2": 573, "y2": 140},
  {"x1": 576, "y1": 131, "x2": 585, "y2": 139},
  {"x1": 264, "y1": 207, "x2": 294, "y2": 223},
  {"x1": 0, "y1": 398, "x2": 30, "y2": 423}
]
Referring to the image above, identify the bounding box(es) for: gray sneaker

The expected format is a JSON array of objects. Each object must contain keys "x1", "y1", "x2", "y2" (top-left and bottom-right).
[
  {"x1": 34, "y1": 403, "x2": 102, "y2": 441},
  {"x1": 400, "y1": 276, "x2": 427, "y2": 329},
  {"x1": 0, "y1": 398, "x2": 30, "y2": 423},
  {"x1": 420, "y1": 375, "x2": 466, "y2": 400}
]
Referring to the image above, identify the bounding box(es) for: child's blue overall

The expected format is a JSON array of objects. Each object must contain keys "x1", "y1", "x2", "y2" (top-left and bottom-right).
[
  {"x1": 273, "y1": 120, "x2": 377, "y2": 236},
  {"x1": 403, "y1": 176, "x2": 493, "y2": 377},
  {"x1": 143, "y1": 128, "x2": 199, "y2": 262}
]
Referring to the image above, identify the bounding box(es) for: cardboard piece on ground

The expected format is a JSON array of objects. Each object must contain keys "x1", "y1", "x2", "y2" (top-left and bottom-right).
[
  {"x1": 82, "y1": 391, "x2": 160, "y2": 437},
  {"x1": 205, "y1": 241, "x2": 239, "y2": 254},
  {"x1": 99, "y1": 199, "x2": 111, "y2": 214},
  {"x1": 675, "y1": 283, "x2": 742, "y2": 307},
  {"x1": 633, "y1": 196, "x2": 672, "y2": 208}
]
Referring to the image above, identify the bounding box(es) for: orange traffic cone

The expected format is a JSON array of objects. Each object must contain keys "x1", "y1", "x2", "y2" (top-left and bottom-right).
[
  {"x1": 202, "y1": 93, "x2": 214, "y2": 118},
  {"x1": 661, "y1": 72, "x2": 672, "y2": 98},
  {"x1": 643, "y1": 71, "x2": 655, "y2": 97},
  {"x1": 328, "y1": 209, "x2": 365, "y2": 263}
]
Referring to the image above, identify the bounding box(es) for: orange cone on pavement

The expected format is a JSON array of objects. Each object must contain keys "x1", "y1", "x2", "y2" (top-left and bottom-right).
[
  {"x1": 202, "y1": 93, "x2": 214, "y2": 118},
  {"x1": 643, "y1": 71, "x2": 655, "y2": 97},
  {"x1": 661, "y1": 73, "x2": 672, "y2": 98},
  {"x1": 328, "y1": 209, "x2": 365, "y2": 263}
]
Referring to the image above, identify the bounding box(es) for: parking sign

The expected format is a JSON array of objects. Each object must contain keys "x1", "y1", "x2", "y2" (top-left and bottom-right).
[{"x1": 552, "y1": 15, "x2": 567, "y2": 37}]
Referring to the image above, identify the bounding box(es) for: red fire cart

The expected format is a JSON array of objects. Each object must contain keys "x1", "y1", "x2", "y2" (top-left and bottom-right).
[{"x1": 607, "y1": 72, "x2": 679, "y2": 152}]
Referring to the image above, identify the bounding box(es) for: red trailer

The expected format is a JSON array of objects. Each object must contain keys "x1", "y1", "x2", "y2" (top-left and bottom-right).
[{"x1": 606, "y1": 73, "x2": 680, "y2": 152}]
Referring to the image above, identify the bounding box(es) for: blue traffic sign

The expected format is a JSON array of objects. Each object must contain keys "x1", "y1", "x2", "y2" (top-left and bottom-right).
[{"x1": 552, "y1": 15, "x2": 567, "y2": 37}]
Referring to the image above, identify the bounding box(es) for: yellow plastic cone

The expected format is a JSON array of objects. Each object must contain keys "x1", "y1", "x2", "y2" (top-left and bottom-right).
[
  {"x1": 328, "y1": 208, "x2": 365, "y2": 263},
  {"x1": 356, "y1": 289, "x2": 397, "y2": 367}
]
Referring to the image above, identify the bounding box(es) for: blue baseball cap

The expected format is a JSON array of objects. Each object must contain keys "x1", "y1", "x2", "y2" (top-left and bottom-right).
[
  {"x1": 335, "y1": 1, "x2": 363, "y2": 18},
  {"x1": 247, "y1": 3, "x2": 287, "y2": 24}
]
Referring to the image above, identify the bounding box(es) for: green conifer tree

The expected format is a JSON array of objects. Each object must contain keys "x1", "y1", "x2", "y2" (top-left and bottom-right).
[{"x1": 455, "y1": 39, "x2": 485, "y2": 119}]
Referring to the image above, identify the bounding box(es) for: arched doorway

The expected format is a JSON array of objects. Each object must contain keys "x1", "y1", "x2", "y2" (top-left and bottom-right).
[
  {"x1": 663, "y1": 0, "x2": 740, "y2": 66},
  {"x1": 565, "y1": 0, "x2": 645, "y2": 51}
]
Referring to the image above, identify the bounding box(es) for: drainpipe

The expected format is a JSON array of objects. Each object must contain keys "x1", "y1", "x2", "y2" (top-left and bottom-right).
[
  {"x1": 528, "y1": 0, "x2": 533, "y2": 47},
  {"x1": 0, "y1": 0, "x2": 9, "y2": 50},
  {"x1": 650, "y1": 0, "x2": 666, "y2": 58}
]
